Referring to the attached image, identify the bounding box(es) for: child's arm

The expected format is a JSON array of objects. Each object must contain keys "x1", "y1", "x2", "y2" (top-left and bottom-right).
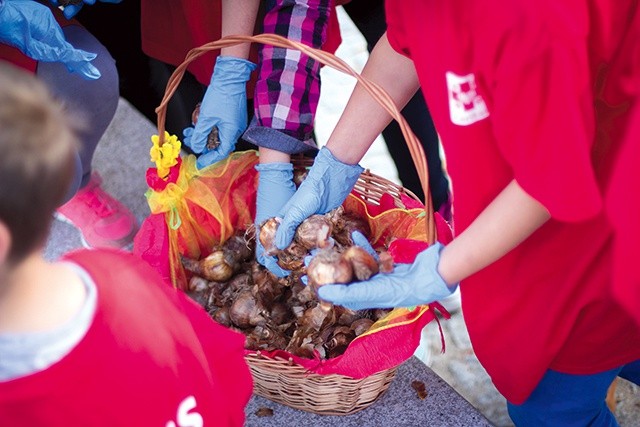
[
  {"x1": 220, "y1": 0, "x2": 260, "y2": 59},
  {"x1": 319, "y1": 34, "x2": 552, "y2": 283},
  {"x1": 0, "y1": 1, "x2": 100, "y2": 79},
  {"x1": 438, "y1": 180, "x2": 550, "y2": 285},
  {"x1": 249, "y1": 1, "x2": 337, "y2": 275},
  {"x1": 183, "y1": 0, "x2": 259, "y2": 168},
  {"x1": 326, "y1": 33, "x2": 420, "y2": 164},
  {"x1": 278, "y1": 34, "x2": 553, "y2": 310},
  {"x1": 245, "y1": 0, "x2": 335, "y2": 155}
]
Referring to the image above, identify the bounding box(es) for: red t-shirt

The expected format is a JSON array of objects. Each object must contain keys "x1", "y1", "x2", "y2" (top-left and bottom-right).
[
  {"x1": 386, "y1": 0, "x2": 640, "y2": 403},
  {"x1": 0, "y1": 249, "x2": 252, "y2": 426},
  {"x1": 605, "y1": 10, "x2": 640, "y2": 327},
  {"x1": 608, "y1": 102, "x2": 640, "y2": 327}
]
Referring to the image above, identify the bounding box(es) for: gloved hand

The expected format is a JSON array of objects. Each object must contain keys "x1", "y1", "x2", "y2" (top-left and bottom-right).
[
  {"x1": 255, "y1": 162, "x2": 297, "y2": 277},
  {"x1": 350, "y1": 230, "x2": 378, "y2": 260},
  {"x1": 183, "y1": 56, "x2": 256, "y2": 169},
  {"x1": 48, "y1": 0, "x2": 123, "y2": 20},
  {"x1": 317, "y1": 242, "x2": 458, "y2": 310},
  {"x1": 0, "y1": 0, "x2": 100, "y2": 79},
  {"x1": 274, "y1": 146, "x2": 364, "y2": 250}
]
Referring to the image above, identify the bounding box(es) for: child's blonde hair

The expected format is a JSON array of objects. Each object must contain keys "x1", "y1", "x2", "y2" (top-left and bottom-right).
[{"x1": 0, "y1": 62, "x2": 79, "y2": 263}]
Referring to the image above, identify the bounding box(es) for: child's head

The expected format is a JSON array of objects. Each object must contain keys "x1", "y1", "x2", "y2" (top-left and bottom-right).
[{"x1": 0, "y1": 62, "x2": 78, "y2": 265}]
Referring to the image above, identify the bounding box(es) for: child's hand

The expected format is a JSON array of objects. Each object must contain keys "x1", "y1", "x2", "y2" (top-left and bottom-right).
[
  {"x1": 318, "y1": 242, "x2": 458, "y2": 310},
  {"x1": 0, "y1": 0, "x2": 100, "y2": 79},
  {"x1": 255, "y1": 162, "x2": 297, "y2": 277},
  {"x1": 183, "y1": 56, "x2": 256, "y2": 169},
  {"x1": 275, "y1": 147, "x2": 364, "y2": 250}
]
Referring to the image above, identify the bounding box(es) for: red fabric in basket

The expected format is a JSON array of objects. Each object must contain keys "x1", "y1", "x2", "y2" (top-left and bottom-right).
[
  {"x1": 134, "y1": 213, "x2": 173, "y2": 286},
  {"x1": 134, "y1": 152, "x2": 258, "y2": 289},
  {"x1": 388, "y1": 213, "x2": 453, "y2": 263}
]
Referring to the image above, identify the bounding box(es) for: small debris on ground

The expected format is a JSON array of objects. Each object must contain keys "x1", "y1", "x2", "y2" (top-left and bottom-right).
[
  {"x1": 411, "y1": 380, "x2": 428, "y2": 400},
  {"x1": 255, "y1": 407, "x2": 274, "y2": 417}
]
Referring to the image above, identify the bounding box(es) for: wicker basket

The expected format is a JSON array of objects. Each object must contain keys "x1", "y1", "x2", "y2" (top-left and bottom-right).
[
  {"x1": 246, "y1": 352, "x2": 398, "y2": 415},
  {"x1": 155, "y1": 34, "x2": 437, "y2": 415}
]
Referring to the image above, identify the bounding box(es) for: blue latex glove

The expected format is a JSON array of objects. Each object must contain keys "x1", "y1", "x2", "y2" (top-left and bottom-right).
[
  {"x1": 317, "y1": 242, "x2": 458, "y2": 310},
  {"x1": 274, "y1": 146, "x2": 364, "y2": 250},
  {"x1": 48, "y1": 0, "x2": 123, "y2": 20},
  {"x1": 350, "y1": 230, "x2": 378, "y2": 260},
  {"x1": 255, "y1": 162, "x2": 297, "y2": 277},
  {"x1": 0, "y1": 0, "x2": 100, "y2": 79},
  {"x1": 183, "y1": 56, "x2": 256, "y2": 169}
]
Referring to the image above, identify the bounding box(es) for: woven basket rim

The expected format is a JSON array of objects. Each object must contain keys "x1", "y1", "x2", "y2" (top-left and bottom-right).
[
  {"x1": 245, "y1": 352, "x2": 399, "y2": 415},
  {"x1": 245, "y1": 350, "x2": 399, "y2": 378}
]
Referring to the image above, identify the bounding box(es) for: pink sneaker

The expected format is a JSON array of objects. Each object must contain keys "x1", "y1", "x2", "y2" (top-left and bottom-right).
[{"x1": 55, "y1": 173, "x2": 138, "y2": 249}]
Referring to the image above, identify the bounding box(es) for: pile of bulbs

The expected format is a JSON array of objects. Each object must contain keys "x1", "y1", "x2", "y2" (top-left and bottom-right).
[{"x1": 182, "y1": 207, "x2": 393, "y2": 359}]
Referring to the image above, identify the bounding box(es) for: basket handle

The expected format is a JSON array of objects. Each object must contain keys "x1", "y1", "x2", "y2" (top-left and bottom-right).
[{"x1": 155, "y1": 33, "x2": 436, "y2": 244}]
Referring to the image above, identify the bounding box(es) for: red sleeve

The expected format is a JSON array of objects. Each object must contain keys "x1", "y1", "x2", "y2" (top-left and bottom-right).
[
  {"x1": 323, "y1": 2, "x2": 342, "y2": 55},
  {"x1": 384, "y1": 0, "x2": 411, "y2": 58},
  {"x1": 141, "y1": 1, "x2": 222, "y2": 86},
  {"x1": 485, "y1": 10, "x2": 602, "y2": 222},
  {"x1": 0, "y1": 45, "x2": 37, "y2": 73}
]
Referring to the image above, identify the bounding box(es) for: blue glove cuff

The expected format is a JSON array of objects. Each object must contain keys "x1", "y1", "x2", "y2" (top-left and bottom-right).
[
  {"x1": 212, "y1": 56, "x2": 257, "y2": 85},
  {"x1": 255, "y1": 162, "x2": 296, "y2": 224},
  {"x1": 413, "y1": 242, "x2": 458, "y2": 297},
  {"x1": 315, "y1": 146, "x2": 364, "y2": 179},
  {"x1": 255, "y1": 162, "x2": 294, "y2": 174}
]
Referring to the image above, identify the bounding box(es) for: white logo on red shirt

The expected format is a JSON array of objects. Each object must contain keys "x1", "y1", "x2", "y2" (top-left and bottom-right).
[
  {"x1": 166, "y1": 395, "x2": 204, "y2": 427},
  {"x1": 446, "y1": 71, "x2": 489, "y2": 126}
]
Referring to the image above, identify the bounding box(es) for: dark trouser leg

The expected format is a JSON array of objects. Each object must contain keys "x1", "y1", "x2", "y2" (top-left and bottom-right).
[
  {"x1": 37, "y1": 25, "x2": 119, "y2": 198},
  {"x1": 507, "y1": 368, "x2": 621, "y2": 427}
]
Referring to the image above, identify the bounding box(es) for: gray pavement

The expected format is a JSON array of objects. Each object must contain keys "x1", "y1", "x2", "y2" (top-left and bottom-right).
[{"x1": 43, "y1": 98, "x2": 153, "y2": 261}]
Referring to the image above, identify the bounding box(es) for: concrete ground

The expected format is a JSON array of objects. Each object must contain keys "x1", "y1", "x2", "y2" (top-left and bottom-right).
[{"x1": 43, "y1": 6, "x2": 639, "y2": 426}]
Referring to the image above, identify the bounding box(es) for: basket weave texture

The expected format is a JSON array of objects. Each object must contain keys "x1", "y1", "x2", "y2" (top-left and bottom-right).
[
  {"x1": 155, "y1": 34, "x2": 436, "y2": 415},
  {"x1": 246, "y1": 352, "x2": 398, "y2": 415}
]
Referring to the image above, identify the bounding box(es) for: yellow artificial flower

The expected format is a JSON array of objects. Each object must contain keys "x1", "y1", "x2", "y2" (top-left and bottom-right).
[{"x1": 150, "y1": 132, "x2": 181, "y2": 178}]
